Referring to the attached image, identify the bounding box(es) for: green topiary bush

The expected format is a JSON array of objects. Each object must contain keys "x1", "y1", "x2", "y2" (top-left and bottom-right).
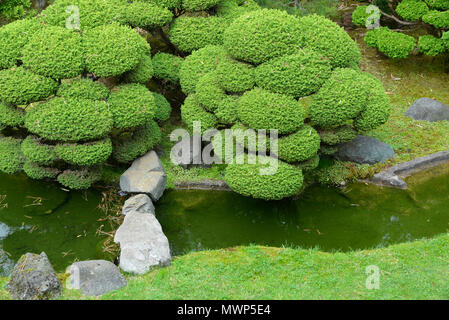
[
  {"x1": 225, "y1": 156, "x2": 304, "y2": 200},
  {"x1": 418, "y1": 35, "x2": 447, "y2": 56},
  {"x1": 57, "y1": 167, "x2": 102, "y2": 190},
  {"x1": 21, "y1": 135, "x2": 58, "y2": 166},
  {"x1": 396, "y1": 0, "x2": 430, "y2": 21},
  {"x1": 0, "y1": 137, "x2": 25, "y2": 174},
  {"x1": 377, "y1": 29, "x2": 416, "y2": 59},
  {"x1": 21, "y1": 26, "x2": 85, "y2": 79},
  {"x1": 123, "y1": 53, "x2": 154, "y2": 84},
  {"x1": 23, "y1": 161, "x2": 60, "y2": 180},
  {"x1": 153, "y1": 92, "x2": 172, "y2": 122},
  {"x1": 0, "y1": 103, "x2": 25, "y2": 127},
  {"x1": 254, "y1": 50, "x2": 332, "y2": 98},
  {"x1": 178, "y1": 8, "x2": 391, "y2": 200},
  {"x1": 237, "y1": 88, "x2": 305, "y2": 134},
  {"x1": 25, "y1": 97, "x2": 113, "y2": 142},
  {"x1": 108, "y1": 83, "x2": 156, "y2": 130},
  {"x1": 57, "y1": 78, "x2": 110, "y2": 100},
  {"x1": 181, "y1": 0, "x2": 221, "y2": 11},
  {"x1": 0, "y1": 66, "x2": 58, "y2": 105},
  {"x1": 54, "y1": 138, "x2": 113, "y2": 166},
  {"x1": 83, "y1": 23, "x2": 149, "y2": 78},
  {"x1": 123, "y1": 1, "x2": 173, "y2": 29},
  {"x1": 152, "y1": 52, "x2": 184, "y2": 82},
  {"x1": 352, "y1": 5, "x2": 370, "y2": 27},
  {"x1": 223, "y1": 9, "x2": 304, "y2": 64}
]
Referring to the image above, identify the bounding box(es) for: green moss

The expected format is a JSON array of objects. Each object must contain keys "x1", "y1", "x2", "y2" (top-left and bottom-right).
[
  {"x1": 179, "y1": 45, "x2": 227, "y2": 94},
  {"x1": 23, "y1": 161, "x2": 59, "y2": 180},
  {"x1": 0, "y1": 103, "x2": 25, "y2": 127},
  {"x1": 54, "y1": 138, "x2": 112, "y2": 166},
  {"x1": 107, "y1": 83, "x2": 156, "y2": 130},
  {"x1": 112, "y1": 120, "x2": 162, "y2": 163},
  {"x1": 0, "y1": 66, "x2": 58, "y2": 105},
  {"x1": 57, "y1": 167, "x2": 102, "y2": 190},
  {"x1": 152, "y1": 92, "x2": 172, "y2": 122},
  {"x1": 83, "y1": 23, "x2": 149, "y2": 78},
  {"x1": 0, "y1": 18, "x2": 43, "y2": 69},
  {"x1": 181, "y1": 94, "x2": 218, "y2": 133},
  {"x1": 0, "y1": 137, "x2": 25, "y2": 174},
  {"x1": 21, "y1": 26, "x2": 85, "y2": 79},
  {"x1": 216, "y1": 56, "x2": 255, "y2": 93},
  {"x1": 25, "y1": 97, "x2": 113, "y2": 142},
  {"x1": 57, "y1": 78, "x2": 109, "y2": 100},
  {"x1": 254, "y1": 50, "x2": 332, "y2": 98},
  {"x1": 238, "y1": 88, "x2": 305, "y2": 135},
  {"x1": 169, "y1": 16, "x2": 230, "y2": 52},
  {"x1": 21, "y1": 135, "x2": 58, "y2": 166},
  {"x1": 396, "y1": 0, "x2": 430, "y2": 21},
  {"x1": 223, "y1": 9, "x2": 304, "y2": 64},
  {"x1": 152, "y1": 52, "x2": 184, "y2": 83},
  {"x1": 299, "y1": 14, "x2": 362, "y2": 69},
  {"x1": 123, "y1": 1, "x2": 173, "y2": 28},
  {"x1": 225, "y1": 156, "x2": 304, "y2": 200}
]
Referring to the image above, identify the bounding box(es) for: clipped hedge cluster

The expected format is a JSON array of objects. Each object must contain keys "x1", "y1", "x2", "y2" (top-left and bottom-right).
[
  {"x1": 353, "y1": 1, "x2": 449, "y2": 58},
  {"x1": 0, "y1": 0, "x2": 173, "y2": 189},
  {"x1": 178, "y1": 9, "x2": 390, "y2": 200}
]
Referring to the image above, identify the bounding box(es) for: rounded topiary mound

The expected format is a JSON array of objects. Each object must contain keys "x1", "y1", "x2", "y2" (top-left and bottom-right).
[
  {"x1": 57, "y1": 78, "x2": 110, "y2": 100},
  {"x1": 152, "y1": 52, "x2": 184, "y2": 83},
  {"x1": 57, "y1": 167, "x2": 102, "y2": 190},
  {"x1": 0, "y1": 137, "x2": 25, "y2": 174},
  {"x1": 23, "y1": 161, "x2": 60, "y2": 180},
  {"x1": 0, "y1": 103, "x2": 25, "y2": 127},
  {"x1": 179, "y1": 8, "x2": 390, "y2": 200},
  {"x1": 54, "y1": 138, "x2": 113, "y2": 166},
  {"x1": 21, "y1": 136, "x2": 58, "y2": 166}
]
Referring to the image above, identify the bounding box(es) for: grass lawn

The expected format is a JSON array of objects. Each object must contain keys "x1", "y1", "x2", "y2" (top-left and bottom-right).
[{"x1": 2, "y1": 234, "x2": 447, "y2": 300}]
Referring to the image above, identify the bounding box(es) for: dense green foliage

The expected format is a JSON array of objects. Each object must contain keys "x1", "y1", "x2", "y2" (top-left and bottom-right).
[
  {"x1": 0, "y1": 137, "x2": 24, "y2": 174},
  {"x1": 0, "y1": 103, "x2": 24, "y2": 127},
  {"x1": 20, "y1": 136, "x2": 58, "y2": 166},
  {"x1": 152, "y1": 52, "x2": 184, "y2": 82},
  {"x1": 57, "y1": 79, "x2": 110, "y2": 101},
  {"x1": 54, "y1": 138, "x2": 113, "y2": 166},
  {"x1": 153, "y1": 92, "x2": 172, "y2": 122},
  {"x1": 354, "y1": 1, "x2": 449, "y2": 58},
  {"x1": 123, "y1": 53, "x2": 154, "y2": 84},
  {"x1": 178, "y1": 8, "x2": 390, "y2": 200},
  {"x1": 57, "y1": 167, "x2": 102, "y2": 190},
  {"x1": 23, "y1": 161, "x2": 60, "y2": 180}
]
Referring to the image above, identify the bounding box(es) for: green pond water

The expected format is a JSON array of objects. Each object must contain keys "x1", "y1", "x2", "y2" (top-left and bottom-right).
[{"x1": 1, "y1": 165, "x2": 449, "y2": 276}]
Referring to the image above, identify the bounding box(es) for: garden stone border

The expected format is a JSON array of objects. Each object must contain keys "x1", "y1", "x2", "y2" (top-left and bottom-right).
[
  {"x1": 175, "y1": 179, "x2": 231, "y2": 191},
  {"x1": 370, "y1": 150, "x2": 449, "y2": 189}
]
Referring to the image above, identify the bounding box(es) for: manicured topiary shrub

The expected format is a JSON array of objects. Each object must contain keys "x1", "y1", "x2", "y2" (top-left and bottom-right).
[
  {"x1": 54, "y1": 138, "x2": 113, "y2": 166},
  {"x1": 21, "y1": 136, "x2": 58, "y2": 166},
  {"x1": 0, "y1": 0, "x2": 170, "y2": 189},
  {"x1": 25, "y1": 97, "x2": 113, "y2": 142},
  {"x1": 0, "y1": 103, "x2": 25, "y2": 127},
  {"x1": 179, "y1": 8, "x2": 390, "y2": 200},
  {"x1": 152, "y1": 52, "x2": 184, "y2": 82},
  {"x1": 57, "y1": 78, "x2": 110, "y2": 101},
  {"x1": 21, "y1": 26, "x2": 85, "y2": 79},
  {"x1": 237, "y1": 88, "x2": 305, "y2": 134},
  {"x1": 23, "y1": 161, "x2": 60, "y2": 180},
  {"x1": 84, "y1": 23, "x2": 149, "y2": 78},
  {"x1": 0, "y1": 137, "x2": 25, "y2": 174},
  {"x1": 112, "y1": 120, "x2": 162, "y2": 163},
  {"x1": 182, "y1": 0, "x2": 221, "y2": 11},
  {"x1": 153, "y1": 92, "x2": 172, "y2": 122},
  {"x1": 225, "y1": 157, "x2": 304, "y2": 200},
  {"x1": 223, "y1": 9, "x2": 304, "y2": 64},
  {"x1": 107, "y1": 84, "x2": 156, "y2": 130},
  {"x1": 352, "y1": 5, "x2": 370, "y2": 27},
  {"x1": 353, "y1": 1, "x2": 449, "y2": 58},
  {"x1": 0, "y1": 66, "x2": 58, "y2": 105},
  {"x1": 57, "y1": 167, "x2": 102, "y2": 190}
]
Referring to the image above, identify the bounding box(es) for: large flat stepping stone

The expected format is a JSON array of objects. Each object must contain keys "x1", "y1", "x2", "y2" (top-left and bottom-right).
[
  {"x1": 66, "y1": 260, "x2": 127, "y2": 296},
  {"x1": 405, "y1": 98, "x2": 449, "y2": 122},
  {"x1": 120, "y1": 151, "x2": 166, "y2": 201},
  {"x1": 336, "y1": 135, "x2": 394, "y2": 165}
]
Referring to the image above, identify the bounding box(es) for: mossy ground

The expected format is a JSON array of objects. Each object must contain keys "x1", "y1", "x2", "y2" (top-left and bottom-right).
[{"x1": 1, "y1": 233, "x2": 448, "y2": 299}]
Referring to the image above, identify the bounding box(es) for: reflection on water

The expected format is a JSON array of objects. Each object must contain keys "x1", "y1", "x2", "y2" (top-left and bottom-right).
[
  {"x1": 0, "y1": 173, "x2": 105, "y2": 274},
  {"x1": 156, "y1": 165, "x2": 449, "y2": 256}
]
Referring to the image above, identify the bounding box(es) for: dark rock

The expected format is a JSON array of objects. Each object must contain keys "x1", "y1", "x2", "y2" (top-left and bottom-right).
[
  {"x1": 336, "y1": 135, "x2": 394, "y2": 165},
  {"x1": 120, "y1": 151, "x2": 167, "y2": 201},
  {"x1": 7, "y1": 252, "x2": 61, "y2": 300},
  {"x1": 405, "y1": 98, "x2": 449, "y2": 122},
  {"x1": 66, "y1": 260, "x2": 126, "y2": 296}
]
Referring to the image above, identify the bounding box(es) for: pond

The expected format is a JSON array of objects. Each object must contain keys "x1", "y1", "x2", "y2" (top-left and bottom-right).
[{"x1": 1, "y1": 164, "x2": 449, "y2": 276}]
